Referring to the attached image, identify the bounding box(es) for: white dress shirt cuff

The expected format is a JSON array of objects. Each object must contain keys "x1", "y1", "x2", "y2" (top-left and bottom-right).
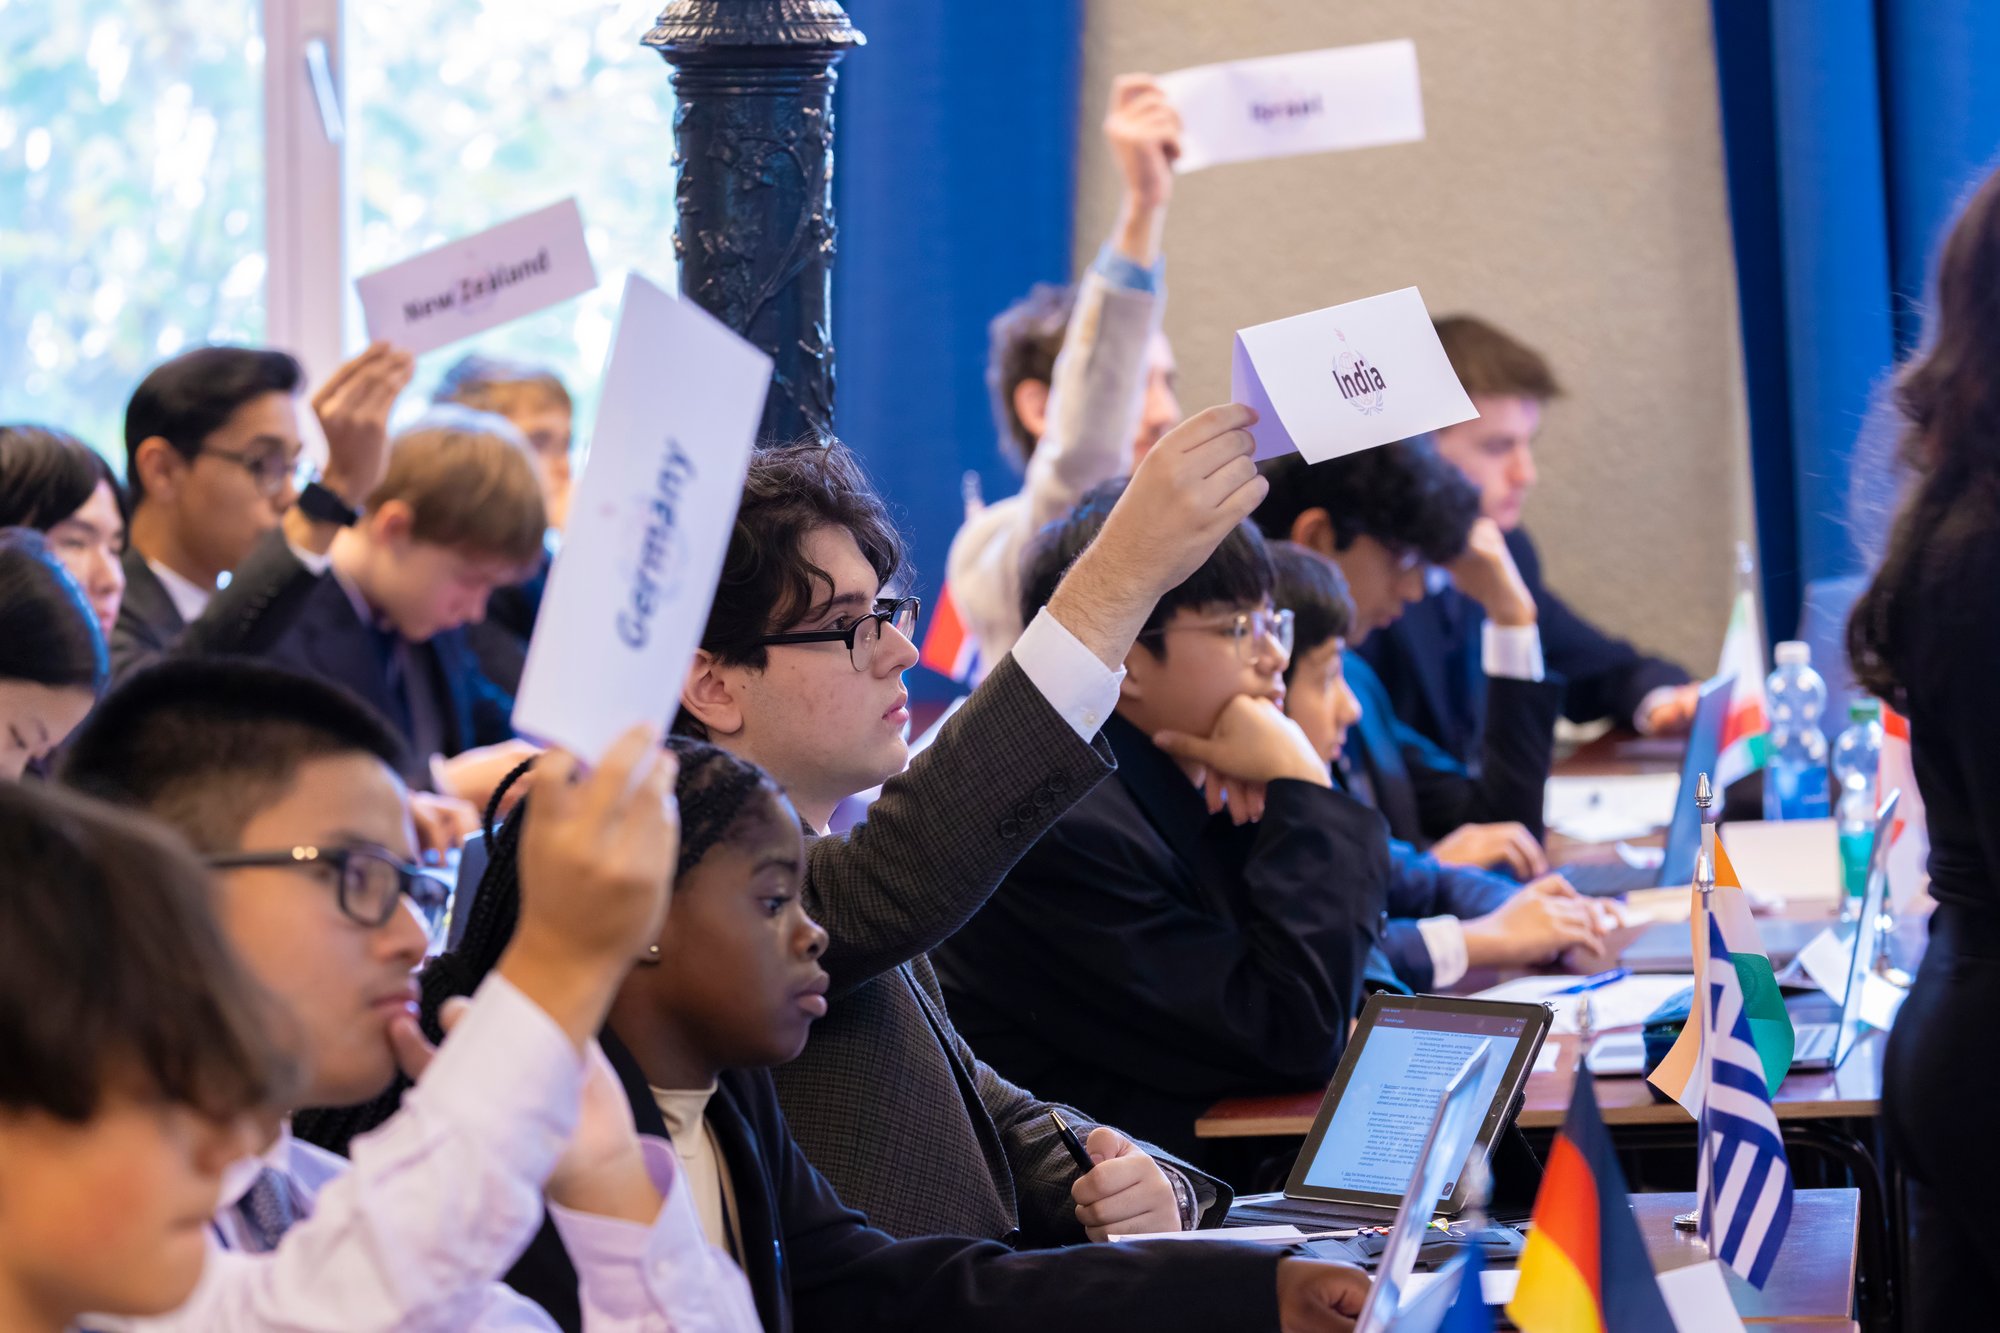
[
  {"x1": 551, "y1": 1136, "x2": 759, "y2": 1327},
  {"x1": 1480, "y1": 622, "x2": 1546, "y2": 682},
  {"x1": 285, "y1": 540, "x2": 333, "y2": 576},
  {"x1": 1009, "y1": 607, "x2": 1126, "y2": 743},
  {"x1": 420, "y1": 972, "x2": 588, "y2": 1162},
  {"x1": 1415, "y1": 915, "x2": 1471, "y2": 990},
  {"x1": 1632, "y1": 684, "x2": 1682, "y2": 735}
]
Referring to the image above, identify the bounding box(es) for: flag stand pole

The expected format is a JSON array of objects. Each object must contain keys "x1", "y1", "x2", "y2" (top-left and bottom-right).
[{"x1": 1674, "y1": 772, "x2": 1717, "y2": 1234}]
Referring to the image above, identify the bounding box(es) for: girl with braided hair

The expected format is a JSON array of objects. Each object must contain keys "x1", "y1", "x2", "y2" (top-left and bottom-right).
[{"x1": 426, "y1": 737, "x2": 1371, "y2": 1333}]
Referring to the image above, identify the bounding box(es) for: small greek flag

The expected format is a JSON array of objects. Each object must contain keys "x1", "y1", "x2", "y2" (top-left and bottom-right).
[{"x1": 1697, "y1": 912, "x2": 1795, "y2": 1288}]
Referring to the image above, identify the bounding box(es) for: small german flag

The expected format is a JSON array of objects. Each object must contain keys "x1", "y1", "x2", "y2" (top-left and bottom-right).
[{"x1": 1507, "y1": 1074, "x2": 1677, "y2": 1332}]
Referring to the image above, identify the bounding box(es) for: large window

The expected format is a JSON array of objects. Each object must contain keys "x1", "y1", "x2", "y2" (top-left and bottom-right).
[
  {"x1": 1, "y1": 0, "x2": 675, "y2": 461},
  {"x1": 1, "y1": 2, "x2": 266, "y2": 457}
]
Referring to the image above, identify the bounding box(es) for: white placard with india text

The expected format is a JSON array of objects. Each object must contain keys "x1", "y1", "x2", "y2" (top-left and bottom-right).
[
  {"x1": 1158, "y1": 40, "x2": 1425, "y2": 174},
  {"x1": 512, "y1": 273, "x2": 772, "y2": 760},
  {"x1": 1231, "y1": 286, "x2": 1477, "y2": 463},
  {"x1": 354, "y1": 198, "x2": 598, "y2": 355}
]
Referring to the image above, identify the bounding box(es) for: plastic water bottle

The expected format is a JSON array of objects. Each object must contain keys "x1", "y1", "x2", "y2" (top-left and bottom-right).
[
  {"x1": 1831, "y1": 698, "x2": 1884, "y2": 920},
  {"x1": 1764, "y1": 641, "x2": 1830, "y2": 821}
]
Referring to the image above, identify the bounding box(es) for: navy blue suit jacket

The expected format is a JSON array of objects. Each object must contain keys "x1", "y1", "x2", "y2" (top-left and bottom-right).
[
  {"x1": 260, "y1": 575, "x2": 515, "y2": 789},
  {"x1": 1342, "y1": 649, "x2": 1561, "y2": 847},
  {"x1": 1377, "y1": 840, "x2": 1518, "y2": 991},
  {"x1": 934, "y1": 714, "x2": 1389, "y2": 1172},
  {"x1": 1358, "y1": 525, "x2": 1689, "y2": 765},
  {"x1": 502, "y1": 1037, "x2": 1286, "y2": 1333}
]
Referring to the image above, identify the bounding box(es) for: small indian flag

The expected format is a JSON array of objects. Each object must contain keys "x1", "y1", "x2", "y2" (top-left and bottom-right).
[
  {"x1": 1646, "y1": 835, "x2": 1795, "y2": 1109},
  {"x1": 1713, "y1": 588, "x2": 1770, "y2": 788}
]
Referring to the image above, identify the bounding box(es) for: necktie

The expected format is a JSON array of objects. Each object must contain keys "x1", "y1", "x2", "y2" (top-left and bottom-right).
[{"x1": 234, "y1": 1165, "x2": 309, "y2": 1253}]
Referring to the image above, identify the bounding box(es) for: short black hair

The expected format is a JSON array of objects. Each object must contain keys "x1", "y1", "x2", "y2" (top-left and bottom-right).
[
  {"x1": 1019, "y1": 478, "x2": 1274, "y2": 656},
  {"x1": 61, "y1": 658, "x2": 406, "y2": 854},
  {"x1": 1268, "y1": 541, "x2": 1355, "y2": 686},
  {"x1": 0, "y1": 423, "x2": 124, "y2": 531},
  {"x1": 987, "y1": 282, "x2": 1076, "y2": 469},
  {"x1": 0, "y1": 528, "x2": 108, "y2": 693},
  {"x1": 0, "y1": 778, "x2": 298, "y2": 1122},
  {"x1": 674, "y1": 438, "x2": 906, "y2": 739},
  {"x1": 123, "y1": 346, "x2": 303, "y2": 503},
  {"x1": 1252, "y1": 438, "x2": 1480, "y2": 565}
]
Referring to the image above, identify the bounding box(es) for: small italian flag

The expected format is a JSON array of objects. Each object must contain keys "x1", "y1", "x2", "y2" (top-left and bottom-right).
[
  {"x1": 1713, "y1": 588, "x2": 1770, "y2": 788},
  {"x1": 1647, "y1": 836, "x2": 1795, "y2": 1107}
]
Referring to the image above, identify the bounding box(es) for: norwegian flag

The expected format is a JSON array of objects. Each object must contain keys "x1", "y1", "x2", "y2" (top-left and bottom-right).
[{"x1": 919, "y1": 580, "x2": 980, "y2": 684}]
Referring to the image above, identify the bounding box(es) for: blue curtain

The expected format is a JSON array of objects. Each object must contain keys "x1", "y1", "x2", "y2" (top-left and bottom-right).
[
  {"x1": 831, "y1": 1, "x2": 1083, "y2": 699},
  {"x1": 1712, "y1": 0, "x2": 2000, "y2": 642}
]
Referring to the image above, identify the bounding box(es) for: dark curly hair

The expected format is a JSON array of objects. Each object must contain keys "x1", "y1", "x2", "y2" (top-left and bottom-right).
[
  {"x1": 1251, "y1": 438, "x2": 1479, "y2": 566},
  {"x1": 294, "y1": 737, "x2": 790, "y2": 1157},
  {"x1": 0, "y1": 423, "x2": 123, "y2": 532},
  {"x1": 1850, "y1": 164, "x2": 2000, "y2": 706},
  {"x1": 674, "y1": 438, "x2": 906, "y2": 738},
  {"x1": 1268, "y1": 541, "x2": 1355, "y2": 687},
  {"x1": 987, "y1": 282, "x2": 1076, "y2": 469},
  {"x1": 1019, "y1": 477, "x2": 1274, "y2": 657}
]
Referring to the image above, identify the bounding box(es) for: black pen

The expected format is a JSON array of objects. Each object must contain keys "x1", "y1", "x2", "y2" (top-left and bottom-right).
[{"x1": 1049, "y1": 1109, "x2": 1096, "y2": 1177}]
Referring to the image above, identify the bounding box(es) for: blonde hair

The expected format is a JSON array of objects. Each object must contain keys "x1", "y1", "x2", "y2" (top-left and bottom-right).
[{"x1": 369, "y1": 405, "x2": 547, "y2": 567}]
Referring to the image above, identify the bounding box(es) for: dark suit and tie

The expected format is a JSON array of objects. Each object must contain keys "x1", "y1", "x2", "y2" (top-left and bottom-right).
[
  {"x1": 934, "y1": 713, "x2": 1390, "y2": 1178},
  {"x1": 110, "y1": 530, "x2": 325, "y2": 684},
  {"x1": 1359, "y1": 526, "x2": 1689, "y2": 766},
  {"x1": 1341, "y1": 649, "x2": 1561, "y2": 848},
  {"x1": 259, "y1": 574, "x2": 515, "y2": 790},
  {"x1": 466, "y1": 550, "x2": 550, "y2": 697}
]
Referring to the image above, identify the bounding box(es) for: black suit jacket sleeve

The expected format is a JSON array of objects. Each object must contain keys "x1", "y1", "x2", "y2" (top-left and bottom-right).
[
  {"x1": 804, "y1": 653, "x2": 1115, "y2": 999},
  {"x1": 1509, "y1": 528, "x2": 1691, "y2": 728},
  {"x1": 111, "y1": 530, "x2": 321, "y2": 682},
  {"x1": 1406, "y1": 674, "x2": 1563, "y2": 842},
  {"x1": 1378, "y1": 841, "x2": 1520, "y2": 991}
]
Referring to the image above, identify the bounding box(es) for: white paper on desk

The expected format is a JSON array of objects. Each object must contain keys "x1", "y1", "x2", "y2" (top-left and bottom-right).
[
  {"x1": 1656, "y1": 1260, "x2": 1749, "y2": 1332},
  {"x1": 1793, "y1": 922, "x2": 1854, "y2": 1001},
  {"x1": 1110, "y1": 1224, "x2": 1304, "y2": 1244},
  {"x1": 1402, "y1": 1266, "x2": 1519, "y2": 1306},
  {"x1": 1472, "y1": 974, "x2": 1694, "y2": 1033},
  {"x1": 1544, "y1": 772, "x2": 1682, "y2": 843},
  {"x1": 354, "y1": 199, "x2": 597, "y2": 355},
  {"x1": 1157, "y1": 40, "x2": 1424, "y2": 173},
  {"x1": 1859, "y1": 971, "x2": 1909, "y2": 1031},
  {"x1": 1231, "y1": 288, "x2": 1475, "y2": 462},
  {"x1": 512, "y1": 274, "x2": 771, "y2": 758},
  {"x1": 1718, "y1": 818, "x2": 1841, "y2": 904}
]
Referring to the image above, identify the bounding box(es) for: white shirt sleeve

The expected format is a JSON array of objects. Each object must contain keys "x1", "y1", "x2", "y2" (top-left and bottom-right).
[
  {"x1": 1414, "y1": 915, "x2": 1472, "y2": 989},
  {"x1": 1006, "y1": 607, "x2": 1126, "y2": 743},
  {"x1": 551, "y1": 1138, "x2": 762, "y2": 1333},
  {"x1": 1480, "y1": 622, "x2": 1546, "y2": 682},
  {"x1": 96, "y1": 973, "x2": 589, "y2": 1333},
  {"x1": 1631, "y1": 684, "x2": 1683, "y2": 735}
]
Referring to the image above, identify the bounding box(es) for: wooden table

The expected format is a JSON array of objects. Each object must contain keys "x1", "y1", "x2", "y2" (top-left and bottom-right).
[{"x1": 1630, "y1": 1189, "x2": 1858, "y2": 1323}]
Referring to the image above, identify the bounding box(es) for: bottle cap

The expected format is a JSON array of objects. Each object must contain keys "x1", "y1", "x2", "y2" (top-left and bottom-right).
[
  {"x1": 1850, "y1": 697, "x2": 1882, "y2": 722},
  {"x1": 1775, "y1": 640, "x2": 1811, "y2": 666}
]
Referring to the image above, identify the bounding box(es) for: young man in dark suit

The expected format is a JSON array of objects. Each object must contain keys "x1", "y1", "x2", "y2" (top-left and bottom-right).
[
  {"x1": 934, "y1": 490, "x2": 1390, "y2": 1179},
  {"x1": 1255, "y1": 440, "x2": 1564, "y2": 878},
  {"x1": 258, "y1": 406, "x2": 543, "y2": 812},
  {"x1": 670, "y1": 406, "x2": 1268, "y2": 1244},
  {"x1": 1359, "y1": 315, "x2": 1696, "y2": 764},
  {"x1": 115, "y1": 342, "x2": 414, "y2": 684}
]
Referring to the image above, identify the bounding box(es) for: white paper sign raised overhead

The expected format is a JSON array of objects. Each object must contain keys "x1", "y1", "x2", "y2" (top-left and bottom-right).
[
  {"x1": 354, "y1": 198, "x2": 598, "y2": 355},
  {"x1": 1157, "y1": 39, "x2": 1424, "y2": 174},
  {"x1": 1231, "y1": 287, "x2": 1476, "y2": 464},
  {"x1": 512, "y1": 274, "x2": 772, "y2": 759}
]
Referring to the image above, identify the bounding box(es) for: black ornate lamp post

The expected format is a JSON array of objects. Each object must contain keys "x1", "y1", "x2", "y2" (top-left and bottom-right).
[{"x1": 643, "y1": 1, "x2": 865, "y2": 445}]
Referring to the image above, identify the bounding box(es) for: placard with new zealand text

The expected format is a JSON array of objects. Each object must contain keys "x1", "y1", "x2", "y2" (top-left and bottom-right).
[
  {"x1": 1158, "y1": 40, "x2": 1424, "y2": 174},
  {"x1": 353, "y1": 198, "x2": 597, "y2": 355},
  {"x1": 1231, "y1": 287, "x2": 1477, "y2": 464},
  {"x1": 512, "y1": 273, "x2": 772, "y2": 760}
]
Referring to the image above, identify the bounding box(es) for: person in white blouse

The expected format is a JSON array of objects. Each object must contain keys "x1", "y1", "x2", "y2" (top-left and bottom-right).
[{"x1": 60, "y1": 659, "x2": 760, "y2": 1333}]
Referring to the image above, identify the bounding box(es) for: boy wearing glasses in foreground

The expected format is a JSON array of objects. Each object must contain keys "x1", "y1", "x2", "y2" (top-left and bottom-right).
[
  {"x1": 934, "y1": 482, "x2": 1390, "y2": 1181},
  {"x1": 62, "y1": 660, "x2": 761, "y2": 1332}
]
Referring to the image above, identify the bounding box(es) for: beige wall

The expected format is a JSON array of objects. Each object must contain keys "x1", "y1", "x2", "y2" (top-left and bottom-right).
[{"x1": 1076, "y1": 0, "x2": 1755, "y2": 673}]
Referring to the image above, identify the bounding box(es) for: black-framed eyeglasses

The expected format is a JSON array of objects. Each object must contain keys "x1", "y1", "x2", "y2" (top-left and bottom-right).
[
  {"x1": 206, "y1": 844, "x2": 452, "y2": 931},
  {"x1": 752, "y1": 596, "x2": 922, "y2": 672},
  {"x1": 201, "y1": 445, "x2": 308, "y2": 499},
  {"x1": 1137, "y1": 607, "x2": 1295, "y2": 665}
]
